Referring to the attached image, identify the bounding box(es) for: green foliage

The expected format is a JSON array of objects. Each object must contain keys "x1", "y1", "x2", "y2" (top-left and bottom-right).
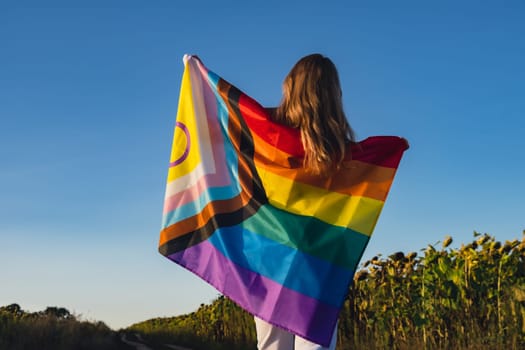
[
  {"x1": 0, "y1": 305, "x2": 123, "y2": 350},
  {"x1": 340, "y1": 232, "x2": 525, "y2": 349},
  {"x1": 131, "y1": 232, "x2": 525, "y2": 350},
  {"x1": 129, "y1": 296, "x2": 256, "y2": 350}
]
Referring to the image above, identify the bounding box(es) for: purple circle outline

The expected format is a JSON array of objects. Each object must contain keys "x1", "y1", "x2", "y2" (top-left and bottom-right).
[{"x1": 169, "y1": 121, "x2": 191, "y2": 167}]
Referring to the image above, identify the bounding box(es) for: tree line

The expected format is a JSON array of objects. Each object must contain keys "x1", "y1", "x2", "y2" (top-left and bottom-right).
[{"x1": 0, "y1": 304, "x2": 126, "y2": 350}]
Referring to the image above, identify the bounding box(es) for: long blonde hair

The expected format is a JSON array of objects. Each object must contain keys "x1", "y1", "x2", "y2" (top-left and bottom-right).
[{"x1": 274, "y1": 54, "x2": 355, "y2": 176}]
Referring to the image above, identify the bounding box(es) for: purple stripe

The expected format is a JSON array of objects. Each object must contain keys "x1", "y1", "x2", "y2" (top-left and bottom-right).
[
  {"x1": 168, "y1": 240, "x2": 339, "y2": 347},
  {"x1": 169, "y1": 122, "x2": 191, "y2": 167}
]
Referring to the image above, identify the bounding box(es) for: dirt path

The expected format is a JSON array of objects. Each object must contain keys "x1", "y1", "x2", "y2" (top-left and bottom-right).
[
  {"x1": 164, "y1": 345, "x2": 193, "y2": 350},
  {"x1": 120, "y1": 333, "x2": 152, "y2": 350},
  {"x1": 120, "y1": 332, "x2": 193, "y2": 350}
]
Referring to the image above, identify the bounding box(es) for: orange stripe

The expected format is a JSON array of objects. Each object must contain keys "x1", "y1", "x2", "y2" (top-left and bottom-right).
[
  {"x1": 251, "y1": 131, "x2": 396, "y2": 201},
  {"x1": 159, "y1": 189, "x2": 252, "y2": 246}
]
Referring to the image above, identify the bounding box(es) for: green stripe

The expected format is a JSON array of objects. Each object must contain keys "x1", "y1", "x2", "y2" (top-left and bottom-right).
[{"x1": 243, "y1": 204, "x2": 370, "y2": 270}]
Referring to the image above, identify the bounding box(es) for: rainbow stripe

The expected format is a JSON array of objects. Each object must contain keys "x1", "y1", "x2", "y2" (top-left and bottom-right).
[{"x1": 159, "y1": 55, "x2": 408, "y2": 346}]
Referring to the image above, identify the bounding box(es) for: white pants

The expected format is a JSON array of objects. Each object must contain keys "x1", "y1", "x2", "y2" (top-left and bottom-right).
[{"x1": 254, "y1": 317, "x2": 337, "y2": 350}]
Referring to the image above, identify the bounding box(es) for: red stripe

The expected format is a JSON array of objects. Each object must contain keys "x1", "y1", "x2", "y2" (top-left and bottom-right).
[
  {"x1": 239, "y1": 94, "x2": 304, "y2": 156},
  {"x1": 238, "y1": 93, "x2": 408, "y2": 168},
  {"x1": 350, "y1": 136, "x2": 409, "y2": 168}
]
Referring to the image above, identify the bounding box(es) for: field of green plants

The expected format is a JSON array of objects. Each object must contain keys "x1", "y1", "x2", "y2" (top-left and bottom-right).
[{"x1": 130, "y1": 232, "x2": 525, "y2": 350}]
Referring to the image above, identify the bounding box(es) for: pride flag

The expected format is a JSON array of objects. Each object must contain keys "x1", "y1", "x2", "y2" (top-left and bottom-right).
[{"x1": 159, "y1": 55, "x2": 408, "y2": 346}]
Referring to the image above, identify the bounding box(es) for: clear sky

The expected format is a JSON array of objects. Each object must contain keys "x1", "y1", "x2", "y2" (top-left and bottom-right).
[{"x1": 1, "y1": 0, "x2": 524, "y2": 330}]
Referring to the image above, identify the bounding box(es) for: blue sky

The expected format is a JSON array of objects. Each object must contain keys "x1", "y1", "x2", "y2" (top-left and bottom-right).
[{"x1": 1, "y1": 0, "x2": 524, "y2": 329}]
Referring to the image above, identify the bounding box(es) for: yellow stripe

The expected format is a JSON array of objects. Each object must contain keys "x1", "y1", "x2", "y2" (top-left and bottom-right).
[
  {"x1": 167, "y1": 63, "x2": 202, "y2": 182},
  {"x1": 256, "y1": 166, "x2": 384, "y2": 236}
]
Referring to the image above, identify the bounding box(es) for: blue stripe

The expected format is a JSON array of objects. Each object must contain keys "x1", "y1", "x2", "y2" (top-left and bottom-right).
[
  {"x1": 243, "y1": 204, "x2": 370, "y2": 270},
  {"x1": 207, "y1": 70, "x2": 220, "y2": 87},
  {"x1": 207, "y1": 225, "x2": 354, "y2": 307},
  {"x1": 162, "y1": 180, "x2": 241, "y2": 228}
]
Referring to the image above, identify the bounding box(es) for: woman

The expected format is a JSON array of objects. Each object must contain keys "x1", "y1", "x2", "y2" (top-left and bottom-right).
[{"x1": 254, "y1": 54, "x2": 354, "y2": 350}]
